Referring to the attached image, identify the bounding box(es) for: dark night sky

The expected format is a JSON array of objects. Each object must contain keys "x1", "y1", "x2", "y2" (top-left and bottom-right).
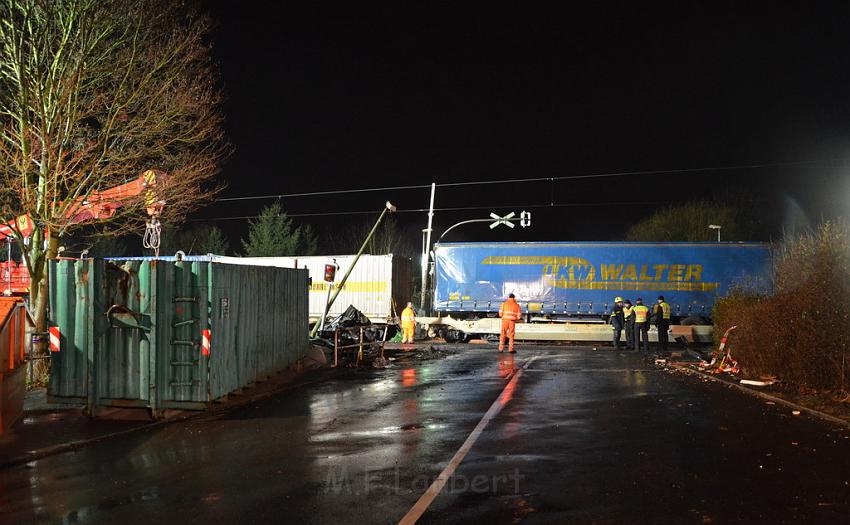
[{"x1": 201, "y1": 1, "x2": 850, "y2": 246}]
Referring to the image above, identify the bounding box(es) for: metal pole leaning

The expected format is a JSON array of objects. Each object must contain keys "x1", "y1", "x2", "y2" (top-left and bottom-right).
[
  {"x1": 420, "y1": 183, "x2": 435, "y2": 312},
  {"x1": 310, "y1": 201, "x2": 397, "y2": 338}
]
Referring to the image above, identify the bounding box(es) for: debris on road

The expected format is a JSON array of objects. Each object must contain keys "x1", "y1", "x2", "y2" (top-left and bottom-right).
[
  {"x1": 741, "y1": 379, "x2": 778, "y2": 387},
  {"x1": 313, "y1": 305, "x2": 397, "y2": 367},
  {"x1": 371, "y1": 356, "x2": 389, "y2": 369},
  {"x1": 413, "y1": 345, "x2": 457, "y2": 361},
  {"x1": 702, "y1": 325, "x2": 739, "y2": 375},
  {"x1": 666, "y1": 349, "x2": 709, "y2": 366}
]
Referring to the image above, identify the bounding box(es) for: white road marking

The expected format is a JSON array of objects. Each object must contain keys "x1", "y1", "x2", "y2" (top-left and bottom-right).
[{"x1": 398, "y1": 356, "x2": 539, "y2": 525}]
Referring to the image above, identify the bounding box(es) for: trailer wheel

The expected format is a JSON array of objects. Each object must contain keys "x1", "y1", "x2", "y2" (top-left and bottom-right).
[
  {"x1": 680, "y1": 315, "x2": 709, "y2": 326},
  {"x1": 444, "y1": 329, "x2": 468, "y2": 343}
]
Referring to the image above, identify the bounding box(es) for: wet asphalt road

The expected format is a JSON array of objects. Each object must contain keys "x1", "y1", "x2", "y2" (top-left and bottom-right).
[{"x1": 1, "y1": 345, "x2": 849, "y2": 525}]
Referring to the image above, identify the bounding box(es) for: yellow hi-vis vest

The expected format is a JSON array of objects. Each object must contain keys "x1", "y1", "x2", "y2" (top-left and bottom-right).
[
  {"x1": 654, "y1": 302, "x2": 671, "y2": 320},
  {"x1": 633, "y1": 305, "x2": 649, "y2": 323},
  {"x1": 401, "y1": 307, "x2": 416, "y2": 325},
  {"x1": 622, "y1": 305, "x2": 634, "y2": 321}
]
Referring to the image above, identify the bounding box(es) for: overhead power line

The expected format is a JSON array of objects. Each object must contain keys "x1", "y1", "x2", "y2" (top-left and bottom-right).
[
  {"x1": 214, "y1": 158, "x2": 840, "y2": 203},
  {"x1": 216, "y1": 183, "x2": 432, "y2": 202},
  {"x1": 188, "y1": 200, "x2": 662, "y2": 222}
]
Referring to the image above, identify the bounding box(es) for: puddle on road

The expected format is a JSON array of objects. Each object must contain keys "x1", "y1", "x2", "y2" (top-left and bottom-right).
[
  {"x1": 311, "y1": 422, "x2": 448, "y2": 442},
  {"x1": 58, "y1": 486, "x2": 160, "y2": 524}
]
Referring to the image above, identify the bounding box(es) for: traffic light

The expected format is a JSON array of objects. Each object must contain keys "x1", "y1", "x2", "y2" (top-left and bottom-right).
[
  {"x1": 323, "y1": 263, "x2": 336, "y2": 282},
  {"x1": 520, "y1": 210, "x2": 531, "y2": 228}
]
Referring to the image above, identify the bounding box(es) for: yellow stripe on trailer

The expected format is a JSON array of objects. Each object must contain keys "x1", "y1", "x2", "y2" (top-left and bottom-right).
[
  {"x1": 310, "y1": 281, "x2": 388, "y2": 293},
  {"x1": 547, "y1": 280, "x2": 719, "y2": 292}
]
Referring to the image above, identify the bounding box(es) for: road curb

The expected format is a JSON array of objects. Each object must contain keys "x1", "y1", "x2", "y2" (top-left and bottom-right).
[
  {"x1": 0, "y1": 417, "x2": 178, "y2": 470},
  {"x1": 0, "y1": 368, "x2": 329, "y2": 470},
  {"x1": 671, "y1": 365, "x2": 850, "y2": 430}
]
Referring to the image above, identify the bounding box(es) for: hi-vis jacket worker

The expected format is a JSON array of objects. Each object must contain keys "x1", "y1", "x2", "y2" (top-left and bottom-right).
[
  {"x1": 622, "y1": 299, "x2": 635, "y2": 350},
  {"x1": 652, "y1": 295, "x2": 672, "y2": 352},
  {"x1": 498, "y1": 293, "x2": 522, "y2": 353},
  {"x1": 610, "y1": 297, "x2": 625, "y2": 350},
  {"x1": 400, "y1": 302, "x2": 416, "y2": 344},
  {"x1": 632, "y1": 298, "x2": 651, "y2": 353}
]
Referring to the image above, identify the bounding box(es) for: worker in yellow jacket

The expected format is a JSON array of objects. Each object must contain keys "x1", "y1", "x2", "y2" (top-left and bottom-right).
[
  {"x1": 498, "y1": 293, "x2": 522, "y2": 353},
  {"x1": 622, "y1": 299, "x2": 635, "y2": 350},
  {"x1": 632, "y1": 298, "x2": 650, "y2": 353},
  {"x1": 652, "y1": 295, "x2": 672, "y2": 352},
  {"x1": 401, "y1": 302, "x2": 416, "y2": 344}
]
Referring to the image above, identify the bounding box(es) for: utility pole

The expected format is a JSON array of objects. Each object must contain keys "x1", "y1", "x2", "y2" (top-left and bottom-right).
[{"x1": 420, "y1": 183, "x2": 435, "y2": 312}]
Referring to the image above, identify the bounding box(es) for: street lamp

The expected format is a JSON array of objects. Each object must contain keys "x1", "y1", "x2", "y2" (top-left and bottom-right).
[
  {"x1": 438, "y1": 211, "x2": 530, "y2": 243},
  {"x1": 708, "y1": 224, "x2": 722, "y2": 242},
  {"x1": 418, "y1": 211, "x2": 531, "y2": 312}
]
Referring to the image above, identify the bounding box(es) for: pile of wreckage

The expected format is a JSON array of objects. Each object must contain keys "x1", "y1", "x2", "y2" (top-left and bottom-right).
[{"x1": 313, "y1": 305, "x2": 397, "y2": 367}]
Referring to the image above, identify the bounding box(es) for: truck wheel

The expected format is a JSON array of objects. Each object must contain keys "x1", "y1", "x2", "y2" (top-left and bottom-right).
[{"x1": 444, "y1": 329, "x2": 468, "y2": 343}]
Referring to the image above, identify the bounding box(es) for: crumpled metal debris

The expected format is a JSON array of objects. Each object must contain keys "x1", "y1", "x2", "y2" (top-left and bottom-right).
[{"x1": 328, "y1": 304, "x2": 372, "y2": 329}]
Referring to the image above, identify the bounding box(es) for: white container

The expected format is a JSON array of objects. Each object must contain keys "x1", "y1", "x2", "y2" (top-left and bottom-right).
[{"x1": 208, "y1": 254, "x2": 412, "y2": 323}]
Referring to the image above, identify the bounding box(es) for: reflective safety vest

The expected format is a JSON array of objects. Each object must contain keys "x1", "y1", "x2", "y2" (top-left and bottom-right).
[
  {"x1": 633, "y1": 305, "x2": 650, "y2": 323},
  {"x1": 401, "y1": 307, "x2": 416, "y2": 324},
  {"x1": 654, "y1": 302, "x2": 671, "y2": 320},
  {"x1": 622, "y1": 305, "x2": 634, "y2": 321},
  {"x1": 499, "y1": 299, "x2": 522, "y2": 321}
]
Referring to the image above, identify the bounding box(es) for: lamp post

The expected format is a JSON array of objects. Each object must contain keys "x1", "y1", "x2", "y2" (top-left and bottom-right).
[{"x1": 708, "y1": 224, "x2": 722, "y2": 242}]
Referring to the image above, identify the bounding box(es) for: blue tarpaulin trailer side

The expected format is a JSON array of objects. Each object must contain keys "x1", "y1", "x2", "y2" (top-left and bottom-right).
[{"x1": 433, "y1": 242, "x2": 772, "y2": 318}]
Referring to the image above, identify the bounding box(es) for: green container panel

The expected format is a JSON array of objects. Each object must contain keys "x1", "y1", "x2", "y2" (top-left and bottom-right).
[
  {"x1": 48, "y1": 260, "x2": 90, "y2": 399},
  {"x1": 208, "y1": 263, "x2": 238, "y2": 398},
  {"x1": 48, "y1": 259, "x2": 309, "y2": 413}
]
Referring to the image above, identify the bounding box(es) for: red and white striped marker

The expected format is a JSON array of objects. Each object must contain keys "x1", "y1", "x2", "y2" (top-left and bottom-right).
[
  {"x1": 48, "y1": 326, "x2": 61, "y2": 353},
  {"x1": 201, "y1": 329, "x2": 211, "y2": 356}
]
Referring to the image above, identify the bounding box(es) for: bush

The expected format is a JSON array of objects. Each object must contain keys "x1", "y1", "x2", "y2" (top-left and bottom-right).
[{"x1": 713, "y1": 222, "x2": 850, "y2": 394}]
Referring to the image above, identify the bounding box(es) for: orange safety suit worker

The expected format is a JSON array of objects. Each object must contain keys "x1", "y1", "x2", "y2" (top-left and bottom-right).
[
  {"x1": 498, "y1": 294, "x2": 522, "y2": 353},
  {"x1": 401, "y1": 303, "x2": 416, "y2": 344}
]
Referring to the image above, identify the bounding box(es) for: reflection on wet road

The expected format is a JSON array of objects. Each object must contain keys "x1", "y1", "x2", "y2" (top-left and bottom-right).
[{"x1": 1, "y1": 346, "x2": 848, "y2": 524}]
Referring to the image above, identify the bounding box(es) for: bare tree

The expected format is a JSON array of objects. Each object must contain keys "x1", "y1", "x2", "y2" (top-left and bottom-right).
[{"x1": 0, "y1": 0, "x2": 228, "y2": 339}]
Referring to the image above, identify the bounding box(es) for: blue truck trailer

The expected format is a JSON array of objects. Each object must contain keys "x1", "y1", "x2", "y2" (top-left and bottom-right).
[{"x1": 433, "y1": 242, "x2": 771, "y2": 321}]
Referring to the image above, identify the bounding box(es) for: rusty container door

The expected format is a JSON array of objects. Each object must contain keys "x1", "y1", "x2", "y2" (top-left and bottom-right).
[{"x1": 91, "y1": 260, "x2": 152, "y2": 411}]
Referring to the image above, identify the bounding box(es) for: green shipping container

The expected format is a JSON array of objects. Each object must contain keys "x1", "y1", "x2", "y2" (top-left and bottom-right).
[{"x1": 48, "y1": 258, "x2": 309, "y2": 416}]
